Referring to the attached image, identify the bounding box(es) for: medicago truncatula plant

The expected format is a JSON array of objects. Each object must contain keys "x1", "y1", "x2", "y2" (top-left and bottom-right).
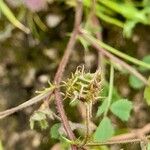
[
  {"x1": 0, "y1": 0, "x2": 150, "y2": 150},
  {"x1": 30, "y1": 66, "x2": 103, "y2": 138},
  {"x1": 29, "y1": 65, "x2": 134, "y2": 149}
]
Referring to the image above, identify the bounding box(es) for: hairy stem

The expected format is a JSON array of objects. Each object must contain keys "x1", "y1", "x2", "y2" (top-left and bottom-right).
[{"x1": 54, "y1": 1, "x2": 83, "y2": 149}]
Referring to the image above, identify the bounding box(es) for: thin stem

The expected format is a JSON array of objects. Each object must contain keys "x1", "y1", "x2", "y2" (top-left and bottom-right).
[
  {"x1": 80, "y1": 103, "x2": 90, "y2": 147},
  {"x1": 80, "y1": 30, "x2": 148, "y2": 85},
  {"x1": 104, "y1": 65, "x2": 114, "y2": 116},
  {"x1": 91, "y1": 14, "x2": 106, "y2": 79},
  {"x1": 72, "y1": 135, "x2": 150, "y2": 147},
  {"x1": 54, "y1": 1, "x2": 83, "y2": 149},
  {"x1": 0, "y1": 90, "x2": 53, "y2": 119},
  {"x1": 80, "y1": 29, "x2": 150, "y2": 69},
  {"x1": 86, "y1": 138, "x2": 145, "y2": 146}
]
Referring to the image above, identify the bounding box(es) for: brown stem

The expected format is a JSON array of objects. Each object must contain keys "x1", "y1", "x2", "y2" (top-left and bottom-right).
[
  {"x1": 110, "y1": 123, "x2": 150, "y2": 141},
  {"x1": 85, "y1": 123, "x2": 150, "y2": 146},
  {"x1": 0, "y1": 90, "x2": 53, "y2": 119},
  {"x1": 54, "y1": 1, "x2": 83, "y2": 149}
]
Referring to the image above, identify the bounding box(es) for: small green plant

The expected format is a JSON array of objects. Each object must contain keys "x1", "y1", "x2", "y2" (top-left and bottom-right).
[
  {"x1": 0, "y1": 0, "x2": 150, "y2": 150},
  {"x1": 28, "y1": 65, "x2": 133, "y2": 146}
]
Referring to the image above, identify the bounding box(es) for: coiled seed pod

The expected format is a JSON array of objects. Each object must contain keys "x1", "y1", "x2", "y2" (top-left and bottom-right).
[{"x1": 63, "y1": 66, "x2": 102, "y2": 104}]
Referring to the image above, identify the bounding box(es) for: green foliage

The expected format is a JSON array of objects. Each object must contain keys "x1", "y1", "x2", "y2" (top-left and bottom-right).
[
  {"x1": 97, "y1": 97, "x2": 133, "y2": 121},
  {"x1": 129, "y1": 75, "x2": 144, "y2": 89},
  {"x1": 94, "y1": 117, "x2": 114, "y2": 142},
  {"x1": 84, "y1": 0, "x2": 150, "y2": 37},
  {"x1": 50, "y1": 123, "x2": 61, "y2": 139},
  {"x1": 110, "y1": 99, "x2": 133, "y2": 121}
]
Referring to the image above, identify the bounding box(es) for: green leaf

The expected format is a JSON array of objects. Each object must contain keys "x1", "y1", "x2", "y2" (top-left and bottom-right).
[
  {"x1": 110, "y1": 99, "x2": 133, "y2": 121},
  {"x1": 0, "y1": 0, "x2": 29, "y2": 33},
  {"x1": 50, "y1": 123, "x2": 61, "y2": 139},
  {"x1": 144, "y1": 86, "x2": 150, "y2": 105},
  {"x1": 96, "y1": 99, "x2": 108, "y2": 117},
  {"x1": 129, "y1": 75, "x2": 144, "y2": 89},
  {"x1": 94, "y1": 117, "x2": 114, "y2": 142}
]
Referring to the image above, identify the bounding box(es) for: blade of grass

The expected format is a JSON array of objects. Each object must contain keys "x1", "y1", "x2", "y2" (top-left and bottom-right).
[
  {"x1": 33, "y1": 14, "x2": 48, "y2": 32},
  {"x1": 0, "y1": 0, "x2": 30, "y2": 33}
]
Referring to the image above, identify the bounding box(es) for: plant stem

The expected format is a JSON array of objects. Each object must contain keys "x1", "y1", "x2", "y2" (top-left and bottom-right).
[
  {"x1": 80, "y1": 30, "x2": 150, "y2": 69},
  {"x1": 80, "y1": 103, "x2": 90, "y2": 147},
  {"x1": 104, "y1": 65, "x2": 114, "y2": 116},
  {"x1": 80, "y1": 30, "x2": 148, "y2": 85},
  {"x1": 0, "y1": 90, "x2": 53, "y2": 119},
  {"x1": 54, "y1": 1, "x2": 83, "y2": 149}
]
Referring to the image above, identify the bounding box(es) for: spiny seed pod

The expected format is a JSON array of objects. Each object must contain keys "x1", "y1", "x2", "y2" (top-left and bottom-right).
[{"x1": 63, "y1": 66, "x2": 102, "y2": 104}]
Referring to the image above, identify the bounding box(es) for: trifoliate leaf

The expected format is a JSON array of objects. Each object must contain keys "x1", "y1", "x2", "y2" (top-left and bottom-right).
[
  {"x1": 50, "y1": 123, "x2": 61, "y2": 139},
  {"x1": 94, "y1": 117, "x2": 114, "y2": 142},
  {"x1": 129, "y1": 75, "x2": 144, "y2": 89},
  {"x1": 110, "y1": 99, "x2": 133, "y2": 121}
]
